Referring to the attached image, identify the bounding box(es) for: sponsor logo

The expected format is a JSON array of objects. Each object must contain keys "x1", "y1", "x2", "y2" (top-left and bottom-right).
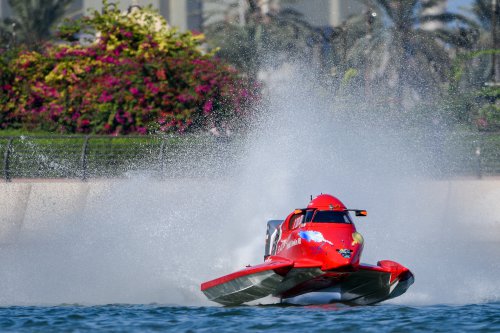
[
  {"x1": 298, "y1": 231, "x2": 333, "y2": 245},
  {"x1": 336, "y1": 248, "x2": 352, "y2": 259},
  {"x1": 277, "y1": 237, "x2": 301, "y2": 253},
  {"x1": 285, "y1": 238, "x2": 301, "y2": 250}
]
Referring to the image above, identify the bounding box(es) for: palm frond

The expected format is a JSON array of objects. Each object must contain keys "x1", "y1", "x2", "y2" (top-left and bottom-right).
[
  {"x1": 420, "y1": 12, "x2": 480, "y2": 28},
  {"x1": 430, "y1": 27, "x2": 477, "y2": 49}
]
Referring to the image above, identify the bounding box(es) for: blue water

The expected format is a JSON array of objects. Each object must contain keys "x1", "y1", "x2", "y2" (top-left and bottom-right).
[{"x1": 1, "y1": 302, "x2": 498, "y2": 332}]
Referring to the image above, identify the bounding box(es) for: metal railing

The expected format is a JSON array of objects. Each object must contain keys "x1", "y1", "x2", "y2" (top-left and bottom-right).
[
  {"x1": 0, "y1": 135, "x2": 235, "y2": 181},
  {"x1": 0, "y1": 132, "x2": 499, "y2": 181}
]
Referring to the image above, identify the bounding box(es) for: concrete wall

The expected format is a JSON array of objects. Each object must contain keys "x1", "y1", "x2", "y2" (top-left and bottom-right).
[
  {"x1": 1, "y1": 178, "x2": 499, "y2": 244},
  {"x1": 0, "y1": 181, "x2": 93, "y2": 243}
]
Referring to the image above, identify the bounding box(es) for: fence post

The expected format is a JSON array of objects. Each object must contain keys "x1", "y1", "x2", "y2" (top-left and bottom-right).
[
  {"x1": 475, "y1": 134, "x2": 483, "y2": 179},
  {"x1": 159, "y1": 138, "x2": 166, "y2": 180},
  {"x1": 81, "y1": 136, "x2": 90, "y2": 181},
  {"x1": 3, "y1": 137, "x2": 13, "y2": 182}
]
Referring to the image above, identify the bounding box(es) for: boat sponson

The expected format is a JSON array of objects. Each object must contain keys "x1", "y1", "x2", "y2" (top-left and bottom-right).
[
  {"x1": 201, "y1": 259, "x2": 294, "y2": 306},
  {"x1": 202, "y1": 270, "x2": 285, "y2": 306}
]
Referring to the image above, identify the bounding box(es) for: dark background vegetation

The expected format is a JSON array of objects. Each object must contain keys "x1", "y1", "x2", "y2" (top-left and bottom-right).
[
  {"x1": 0, "y1": 0, "x2": 498, "y2": 179},
  {"x1": 0, "y1": 0, "x2": 498, "y2": 134}
]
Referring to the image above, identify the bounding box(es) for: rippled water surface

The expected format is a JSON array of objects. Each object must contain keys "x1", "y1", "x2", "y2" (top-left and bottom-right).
[{"x1": 1, "y1": 302, "x2": 499, "y2": 332}]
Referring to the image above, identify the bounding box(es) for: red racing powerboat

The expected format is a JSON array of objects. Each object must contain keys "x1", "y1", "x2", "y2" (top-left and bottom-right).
[{"x1": 201, "y1": 194, "x2": 414, "y2": 306}]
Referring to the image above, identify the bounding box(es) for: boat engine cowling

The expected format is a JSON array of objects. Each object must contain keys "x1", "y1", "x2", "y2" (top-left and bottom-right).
[{"x1": 264, "y1": 220, "x2": 283, "y2": 260}]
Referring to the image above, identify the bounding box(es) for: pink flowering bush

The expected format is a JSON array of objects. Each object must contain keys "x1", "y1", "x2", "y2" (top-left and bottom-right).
[{"x1": 0, "y1": 2, "x2": 258, "y2": 134}]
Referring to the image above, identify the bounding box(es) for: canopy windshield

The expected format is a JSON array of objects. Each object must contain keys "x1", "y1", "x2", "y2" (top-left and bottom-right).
[{"x1": 307, "y1": 210, "x2": 352, "y2": 224}]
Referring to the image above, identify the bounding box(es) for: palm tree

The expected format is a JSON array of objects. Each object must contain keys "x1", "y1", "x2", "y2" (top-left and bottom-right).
[
  {"x1": 473, "y1": 0, "x2": 500, "y2": 30},
  {"x1": 1, "y1": 0, "x2": 74, "y2": 49},
  {"x1": 472, "y1": 0, "x2": 499, "y2": 82},
  {"x1": 466, "y1": 0, "x2": 500, "y2": 129},
  {"x1": 452, "y1": 0, "x2": 500, "y2": 90},
  {"x1": 204, "y1": 0, "x2": 328, "y2": 79},
  {"x1": 343, "y1": 0, "x2": 478, "y2": 109}
]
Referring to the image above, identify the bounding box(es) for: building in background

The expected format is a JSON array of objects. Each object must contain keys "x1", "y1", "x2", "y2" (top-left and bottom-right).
[
  {"x1": 0, "y1": 1, "x2": 13, "y2": 19},
  {"x1": 201, "y1": 0, "x2": 366, "y2": 31},
  {"x1": 0, "y1": 0, "x2": 203, "y2": 32},
  {"x1": 65, "y1": 0, "x2": 84, "y2": 19},
  {"x1": 285, "y1": 0, "x2": 447, "y2": 30},
  {"x1": 0, "y1": 1, "x2": 368, "y2": 33},
  {"x1": 0, "y1": 0, "x2": 452, "y2": 34},
  {"x1": 73, "y1": 0, "x2": 203, "y2": 32}
]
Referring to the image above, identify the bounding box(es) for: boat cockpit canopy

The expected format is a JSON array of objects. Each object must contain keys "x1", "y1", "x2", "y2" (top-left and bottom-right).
[{"x1": 305, "y1": 210, "x2": 352, "y2": 224}]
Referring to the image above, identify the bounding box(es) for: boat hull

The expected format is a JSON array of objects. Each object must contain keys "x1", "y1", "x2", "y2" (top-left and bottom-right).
[
  {"x1": 201, "y1": 260, "x2": 414, "y2": 306},
  {"x1": 282, "y1": 267, "x2": 414, "y2": 305}
]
